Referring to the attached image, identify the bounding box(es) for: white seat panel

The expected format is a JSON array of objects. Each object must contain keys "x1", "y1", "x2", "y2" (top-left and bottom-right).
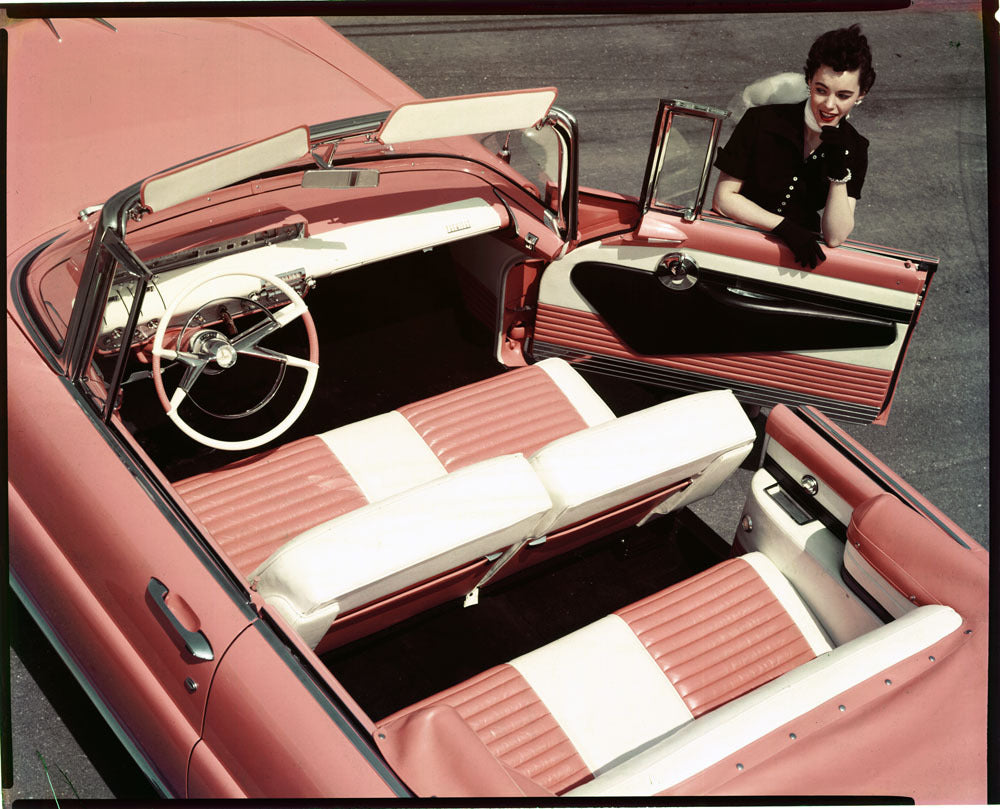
[
  {"x1": 743, "y1": 552, "x2": 833, "y2": 656},
  {"x1": 317, "y1": 411, "x2": 447, "y2": 502},
  {"x1": 534, "y1": 358, "x2": 617, "y2": 428},
  {"x1": 253, "y1": 454, "x2": 552, "y2": 647},
  {"x1": 510, "y1": 614, "x2": 693, "y2": 775},
  {"x1": 530, "y1": 389, "x2": 755, "y2": 535}
]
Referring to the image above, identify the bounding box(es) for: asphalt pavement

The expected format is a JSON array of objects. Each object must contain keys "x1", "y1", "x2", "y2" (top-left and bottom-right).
[{"x1": 3, "y1": 8, "x2": 991, "y2": 802}]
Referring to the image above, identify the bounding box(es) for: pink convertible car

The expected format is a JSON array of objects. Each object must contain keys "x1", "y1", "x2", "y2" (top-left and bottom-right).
[{"x1": 7, "y1": 16, "x2": 988, "y2": 802}]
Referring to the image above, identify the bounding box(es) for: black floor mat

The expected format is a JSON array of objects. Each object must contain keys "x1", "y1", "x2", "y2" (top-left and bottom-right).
[{"x1": 322, "y1": 508, "x2": 730, "y2": 721}]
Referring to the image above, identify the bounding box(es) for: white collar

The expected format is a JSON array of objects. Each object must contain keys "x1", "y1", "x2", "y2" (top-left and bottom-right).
[{"x1": 804, "y1": 101, "x2": 823, "y2": 133}]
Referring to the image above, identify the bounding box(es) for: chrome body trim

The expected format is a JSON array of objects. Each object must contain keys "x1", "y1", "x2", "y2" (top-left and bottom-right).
[{"x1": 531, "y1": 341, "x2": 881, "y2": 424}]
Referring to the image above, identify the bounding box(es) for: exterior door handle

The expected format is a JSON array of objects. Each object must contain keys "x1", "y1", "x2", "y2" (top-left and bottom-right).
[{"x1": 147, "y1": 577, "x2": 214, "y2": 661}]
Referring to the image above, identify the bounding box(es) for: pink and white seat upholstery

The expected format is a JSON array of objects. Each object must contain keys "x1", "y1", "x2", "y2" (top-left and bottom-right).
[
  {"x1": 175, "y1": 358, "x2": 756, "y2": 647},
  {"x1": 173, "y1": 435, "x2": 370, "y2": 574},
  {"x1": 374, "y1": 552, "x2": 962, "y2": 797},
  {"x1": 174, "y1": 358, "x2": 614, "y2": 576},
  {"x1": 252, "y1": 453, "x2": 553, "y2": 648},
  {"x1": 375, "y1": 553, "x2": 831, "y2": 792}
]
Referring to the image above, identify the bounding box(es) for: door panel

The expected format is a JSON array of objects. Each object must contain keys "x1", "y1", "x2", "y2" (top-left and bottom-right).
[
  {"x1": 570, "y1": 260, "x2": 900, "y2": 354},
  {"x1": 535, "y1": 96, "x2": 935, "y2": 425},
  {"x1": 532, "y1": 225, "x2": 933, "y2": 424},
  {"x1": 8, "y1": 317, "x2": 255, "y2": 796}
]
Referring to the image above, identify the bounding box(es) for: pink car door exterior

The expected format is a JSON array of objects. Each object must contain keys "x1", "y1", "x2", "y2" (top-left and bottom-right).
[
  {"x1": 8, "y1": 315, "x2": 256, "y2": 796},
  {"x1": 532, "y1": 100, "x2": 933, "y2": 425},
  {"x1": 189, "y1": 615, "x2": 407, "y2": 797}
]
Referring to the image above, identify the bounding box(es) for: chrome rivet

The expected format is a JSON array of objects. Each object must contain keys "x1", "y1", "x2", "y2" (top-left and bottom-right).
[
  {"x1": 736, "y1": 763, "x2": 744, "y2": 771},
  {"x1": 184, "y1": 677, "x2": 198, "y2": 693},
  {"x1": 377, "y1": 733, "x2": 386, "y2": 740},
  {"x1": 929, "y1": 656, "x2": 936, "y2": 662},
  {"x1": 789, "y1": 733, "x2": 797, "y2": 740},
  {"x1": 792, "y1": 176, "x2": 799, "y2": 181},
  {"x1": 838, "y1": 704, "x2": 847, "y2": 712},
  {"x1": 884, "y1": 679, "x2": 892, "y2": 686},
  {"x1": 964, "y1": 629, "x2": 973, "y2": 635},
  {"x1": 909, "y1": 595, "x2": 918, "y2": 602},
  {"x1": 800, "y1": 475, "x2": 819, "y2": 496},
  {"x1": 741, "y1": 515, "x2": 753, "y2": 532}
]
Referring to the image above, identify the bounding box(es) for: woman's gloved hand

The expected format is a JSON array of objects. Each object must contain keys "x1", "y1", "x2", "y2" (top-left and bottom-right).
[
  {"x1": 820, "y1": 125, "x2": 851, "y2": 181},
  {"x1": 771, "y1": 218, "x2": 826, "y2": 268}
]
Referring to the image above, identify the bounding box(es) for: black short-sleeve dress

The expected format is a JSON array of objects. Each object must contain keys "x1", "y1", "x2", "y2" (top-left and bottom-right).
[{"x1": 714, "y1": 100, "x2": 868, "y2": 233}]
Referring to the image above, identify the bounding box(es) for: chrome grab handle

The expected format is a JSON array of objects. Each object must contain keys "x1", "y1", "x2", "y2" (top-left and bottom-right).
[{"x1": 147, "y1": 578, "x2": 214, "y2": 661}]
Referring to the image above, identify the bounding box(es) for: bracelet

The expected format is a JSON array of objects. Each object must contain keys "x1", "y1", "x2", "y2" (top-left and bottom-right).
[{"x1": 828, "y1": 168, "x2": 852, "y2": 185}]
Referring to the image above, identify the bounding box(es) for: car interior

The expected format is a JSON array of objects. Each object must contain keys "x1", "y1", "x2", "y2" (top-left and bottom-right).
[{"x1": 85, "y1": 186, "x2": 974, "y2": 795}]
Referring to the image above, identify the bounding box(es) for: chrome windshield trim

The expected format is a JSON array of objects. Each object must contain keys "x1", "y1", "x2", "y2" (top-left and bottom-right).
[{"x1": 545, "y1": 106, "x2": 579, "y2": 242}]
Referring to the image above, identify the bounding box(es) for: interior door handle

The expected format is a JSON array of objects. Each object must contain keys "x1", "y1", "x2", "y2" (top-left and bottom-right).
[
  {"x1": 701, "y1": 280, "x2": 894, "y2": 328},
  {"x1": 147, "y1": 577, "x2": 214, "y2": 661}
]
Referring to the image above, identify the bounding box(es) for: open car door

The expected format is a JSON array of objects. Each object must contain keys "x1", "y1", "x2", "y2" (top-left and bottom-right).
[{"x1": 531, "y1": 100, "x2": 936, "y2": 424}]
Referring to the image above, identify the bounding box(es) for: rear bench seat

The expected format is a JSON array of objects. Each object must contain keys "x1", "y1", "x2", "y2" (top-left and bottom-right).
[
  {"x1": 373, "y1": 550, "x2": 962, "y2": 798},
  {"x1": 175, "y1": 358, "x2": 757, "y2": 646}
]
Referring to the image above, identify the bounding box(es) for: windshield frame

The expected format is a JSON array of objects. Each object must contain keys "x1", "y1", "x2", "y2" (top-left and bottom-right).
[{"x1": 44, "y1": 101, "x2": 579, "y2": 422}]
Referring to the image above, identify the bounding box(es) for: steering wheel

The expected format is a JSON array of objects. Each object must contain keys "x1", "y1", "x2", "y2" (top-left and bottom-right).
[{"x1": 151, "y1": 268, "x2": 319, "y2": 451}]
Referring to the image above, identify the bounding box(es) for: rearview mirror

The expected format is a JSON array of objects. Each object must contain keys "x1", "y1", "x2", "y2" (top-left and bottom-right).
[{"x1": 301, "y1": 169, "x2": 380, "y2": 189}]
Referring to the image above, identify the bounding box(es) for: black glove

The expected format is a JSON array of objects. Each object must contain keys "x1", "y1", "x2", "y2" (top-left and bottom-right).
[
  {"x1": 820, "y1": 125, "x2": 850, "y2": 181},
  {"x1": 771, "y1": 218, "x2": 826, "y2": 269}
]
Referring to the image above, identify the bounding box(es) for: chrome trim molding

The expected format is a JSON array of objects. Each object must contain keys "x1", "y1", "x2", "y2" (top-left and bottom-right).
[{"x1": 531, "y1": 341, "x2": 880, "y2": 423}]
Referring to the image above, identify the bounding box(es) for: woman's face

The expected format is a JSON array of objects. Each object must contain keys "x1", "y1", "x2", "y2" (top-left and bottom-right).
[{"x1": 807, "y1": 64, "x2": 865, "y2": 127}]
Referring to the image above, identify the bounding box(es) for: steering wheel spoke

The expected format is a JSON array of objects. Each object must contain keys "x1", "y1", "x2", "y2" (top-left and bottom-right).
[
  {"x1": 176, "y1": 360, "x2": 209, "y2": 394},
  {"x1": 231, "y1": 317, "x2": 283, "y2": 353}
]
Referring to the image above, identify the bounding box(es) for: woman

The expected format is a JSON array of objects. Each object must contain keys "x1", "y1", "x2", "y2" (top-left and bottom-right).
[{"x1": 713, "y1": 24, "x2": 876, "y2": 268}]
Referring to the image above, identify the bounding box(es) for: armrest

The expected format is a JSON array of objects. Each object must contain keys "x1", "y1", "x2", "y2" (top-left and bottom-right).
[{"x1": 375, "y1": 704, "x2": 555, "y2": 797}]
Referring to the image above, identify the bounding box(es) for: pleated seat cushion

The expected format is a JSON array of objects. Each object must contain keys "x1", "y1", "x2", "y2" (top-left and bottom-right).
[
  {"x1": 376, "y1": 552, "x2": 831, "y2": 795},
  {"x1": 173, "y1": 435, "x2": 369, "y2": 576},
  {"x1": 175, "y1": 358, "x2": 613, "y2": 575},
  {"x1": 252, "y1": 453, "x2": 553, "y2": 648}
]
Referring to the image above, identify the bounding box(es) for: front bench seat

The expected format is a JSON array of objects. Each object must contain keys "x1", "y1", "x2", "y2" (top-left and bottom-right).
[
  {"x1": 173, "y1": 358, "x2": 613, "y2": 576},
  {"x1": 252, "y1": 453, "x2": 553, "y2": 648}
]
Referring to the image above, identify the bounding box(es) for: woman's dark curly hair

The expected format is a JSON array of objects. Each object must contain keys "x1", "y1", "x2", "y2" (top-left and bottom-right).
[{"x1": 805, "y1": 24, "x2": 876, "y2": 95}]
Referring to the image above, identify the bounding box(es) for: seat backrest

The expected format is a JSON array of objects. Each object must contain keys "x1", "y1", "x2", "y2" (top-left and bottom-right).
[
  {"x1": 252, "y1": 453, "x2": 552, "y2": 647},
  {"x1": 529, "y1": 389, "x2": 755, "y2": 535}
]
